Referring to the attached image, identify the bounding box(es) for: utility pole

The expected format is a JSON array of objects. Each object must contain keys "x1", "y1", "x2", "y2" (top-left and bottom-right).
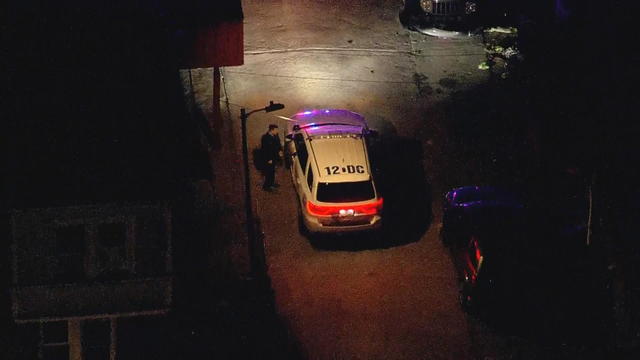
[{"x1": 240, "y1": 101, "x2": 285, "y2": 278}]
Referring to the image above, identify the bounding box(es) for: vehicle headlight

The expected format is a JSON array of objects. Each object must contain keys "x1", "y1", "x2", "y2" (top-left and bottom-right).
[
  {"x1": 465, "y1": 1, "x2": 477, "y2": 14},
  {"x1": 420, "y1": 0, "x2": 433, "y2": 14}
]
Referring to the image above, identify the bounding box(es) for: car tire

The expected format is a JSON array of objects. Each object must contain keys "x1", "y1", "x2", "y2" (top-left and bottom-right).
[{"x1": 399, "y1": 0, "x2": 420, "y2": 27}]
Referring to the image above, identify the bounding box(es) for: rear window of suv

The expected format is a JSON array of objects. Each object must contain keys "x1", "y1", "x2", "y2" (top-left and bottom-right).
[{"x1": 317, "y1": 180, "x2": 375, "y2": 203}]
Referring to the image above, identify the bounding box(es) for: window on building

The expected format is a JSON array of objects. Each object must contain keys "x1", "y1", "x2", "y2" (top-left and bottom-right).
[
  {"x1": 94, "y1": 223, "x2": 128, "y2": 280},
  {"x1": 82, "y1": 319, "x2": 111, "y2": 360},
  {"x1": 117, "y1": 316, "x2": 166, "y2": 360},
  {"x1": 54, "y1": 225, "x2": 86, "y2": 282},
  {"x1": 42, "y1": 345, "x2": 69, "y2": 360},
  {"x1": 98, "y1": 223, "x2": 126, "y2": 249},
  {"x1": 14, "y1": 323, "x2": 40, "y2": 359},
  {"x1": 135, "y1": 215, "x2": 167, "y2": 276},
  {"x1": 41, "y1": 321, "x2": 69, "y2": 360}
]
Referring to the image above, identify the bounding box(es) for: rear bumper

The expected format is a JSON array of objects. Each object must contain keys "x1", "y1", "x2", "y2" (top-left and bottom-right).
[{"x1": 303, "y1": 214, "x2": 382, "y2": 234}]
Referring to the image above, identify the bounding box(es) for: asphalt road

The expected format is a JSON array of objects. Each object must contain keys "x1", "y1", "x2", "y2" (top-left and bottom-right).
[
  {"x1": 213, "y1": 1, "x2": 600, "y2": 359},
  {"x1": 3, "y1": 0, "x2": 626, "y2": 358},
  {"x1": 224, "y1": 1, "x2": 479, "y2": 359}
]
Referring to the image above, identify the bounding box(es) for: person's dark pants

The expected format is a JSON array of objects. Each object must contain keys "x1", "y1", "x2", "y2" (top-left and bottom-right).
[{"x1": 263, "y1": 162, "x2": 275, "y2": 189}]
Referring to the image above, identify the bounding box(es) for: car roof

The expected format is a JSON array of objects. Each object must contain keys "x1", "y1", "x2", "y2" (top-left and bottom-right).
[
  {"x1": 288, "y1": 109, "x2": 368, "y2": 134},
  {"x1": 308, "y1": 136, "x2": 371, "y2": 183},
  {"x1": 447, "y1": 186, "x2": 523, "y2": 209},
  {"x1": 304, "y1": 124, "x2": 363, "y2": 137}
]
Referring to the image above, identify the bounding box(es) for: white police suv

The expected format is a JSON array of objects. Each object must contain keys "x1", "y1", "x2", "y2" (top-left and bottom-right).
[{"x1": 285, "y1": 109, "x2": 383, "y2": 234}]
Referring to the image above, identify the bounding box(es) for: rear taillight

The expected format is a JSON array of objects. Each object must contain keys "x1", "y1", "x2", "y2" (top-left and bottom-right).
[{"x1": 306, "y1": 198, "x2": 383, "y2": 216}]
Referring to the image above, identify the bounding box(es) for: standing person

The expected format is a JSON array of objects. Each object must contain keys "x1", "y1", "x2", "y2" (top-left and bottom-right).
[{"x1": 261, "y1": 124, "x2": 283, "y2": 192}]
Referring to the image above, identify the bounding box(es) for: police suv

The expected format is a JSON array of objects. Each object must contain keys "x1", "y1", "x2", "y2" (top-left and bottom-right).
[{"x1": 285, "y1": 109, "x2": 383, "y2": 234}]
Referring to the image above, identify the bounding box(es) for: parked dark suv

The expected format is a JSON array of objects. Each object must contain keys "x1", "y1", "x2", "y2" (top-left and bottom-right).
[
  {"x1": 400, "y1": 0, "x2": 481, "y2": 29},
  {"x1": 400, "y1": 0, "x2": 519, "y2": 30},
  {"x1": 441, "y1": 186, "x2": 529, "y2": 311}
]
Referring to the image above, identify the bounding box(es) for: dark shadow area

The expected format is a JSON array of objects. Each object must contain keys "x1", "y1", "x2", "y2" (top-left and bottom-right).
[
  {"x1": 308, "y1": 230, "x2": 385, "y2": 252},
  {"x1": 107, "y1": 280, "x2": 303, "y2": 360},
  {"x1": 4, "y1": 1, "x2": 302, "y2": 359},
  {"x1": 435, "y1": 96, "x2": 612, "y2": 357},
  {"x1": 437, "y1": 182, "x2": 609, "y2": 354},
  {"x1": 467, "y1": 236, "x2": 611, "y2": 357},
  {"x1": 309, "y1": 134, "x2": 433, "y2": 252},
  {"x1": 5, "y1": 1, "x2": 205, "y2": 208},
  {"x1": 462, "y1": 202, "x2": 610, "y2": 348},
  {"x1": 440, "y1": 80, "x2": 535, "y2": 190},
  {"x1": 252, "y1": 146, "x2": 267, "y2": 176},
  {"x1": 170, "y1": 181, "x2": 300, "y2": 359},
  {"x1": 375, "y1": 135, "x2": 433, "y2": 243},
  {"x1": 168, "y1": 148, "x2": 302, "y2": 360},
  {"x1": 161, "y1": 279, "x2": 303, "y2": 360},
  {"x1": 424, "y1": 2, "x2": 631, "y2": 353}
]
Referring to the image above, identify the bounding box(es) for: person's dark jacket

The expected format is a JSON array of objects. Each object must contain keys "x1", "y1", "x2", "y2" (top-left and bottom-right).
[{"x1": 261, "y1": 132, "x2": 282, "y2": 164}]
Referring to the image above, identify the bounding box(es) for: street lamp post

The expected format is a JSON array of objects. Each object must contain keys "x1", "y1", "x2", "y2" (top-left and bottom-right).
[{"x1": 240, "y1": 101, "x2": 285, "y2": 278}]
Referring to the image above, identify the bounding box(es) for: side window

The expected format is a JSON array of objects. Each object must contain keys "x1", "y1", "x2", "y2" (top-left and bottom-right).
[
  {"x1": 93, "y1": 222, "x2": 129, "y2": 279},
  {"x1": 82, "y1": 319, "x2": 111, "y2": 360},
  {"x1": 135, "y1": 215, "x2": 167, "y2": 276},
  {"x1": 294, "y1": 133, "x2": 308, "y2": 170},
  {"x1": 41, "y1": 321, "x2": 69, "y2": 360},
  {"x1": 306, "y1": 167, "x2": 314, "y2": 190},
  {"x1": 55, "y1": 225, "x2": 86, "y2": 282}
]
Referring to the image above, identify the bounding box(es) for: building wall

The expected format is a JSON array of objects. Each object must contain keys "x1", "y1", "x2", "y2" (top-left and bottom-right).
[
  {"x1": 11, "y1": 203, "x2": 172, "y2": 322},
  {"x1": 13, "y1": 315, "x2": 173, "y2": 360}
]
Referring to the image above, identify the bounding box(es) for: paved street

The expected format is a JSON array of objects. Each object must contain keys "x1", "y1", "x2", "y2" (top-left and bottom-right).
[
  {"x1": 235, "y1": 1, "x2": 480, "y2": 359},
  {"x1": 4, "y1": 1, "x2": 632, "y2": 359},
  {"x1": 187, "y1": 1, "x2": 604, "y2": 359}
]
